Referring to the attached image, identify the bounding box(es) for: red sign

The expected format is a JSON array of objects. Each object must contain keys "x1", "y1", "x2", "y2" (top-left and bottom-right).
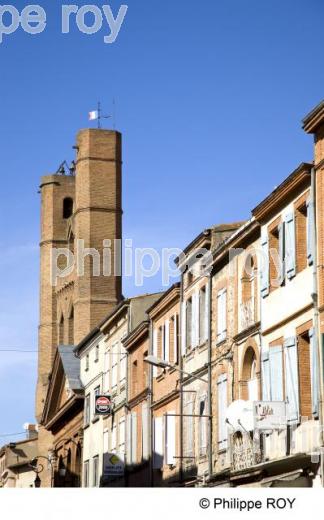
[{"x1": 95, "y1": 395, "x2": 112, "y2": 415}]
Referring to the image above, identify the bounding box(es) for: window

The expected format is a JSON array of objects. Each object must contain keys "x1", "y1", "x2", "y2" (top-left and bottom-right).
[
  {"x1": 85, "y1": 353, "x2": 89, "y2": 371},
  {"x1": 296, "y1": 203, "x2": 308, "y2": 273},
  {"x1": 93, "y1": 386, "x2": 100, "y2": 417},
  {"x1": 297, "y1": 331, "x2": 312, "y2": 419},
  {"x1": 83, "y1": 461, "x2": 89, "y2": 487},
  {"x1": 269, "y1": 224, "x2": 283, "y2": 290},
  {"x1": 127, "y1": 412, "x2": 138, "y2": 465},
  {"x1": 199, "y1": 396, "x2": 208, "y2": 457},
  {"x1": 199, "y1": 286, "x2": 208, "y2": 344},
  {"x1": 285, "y1": 212, "x2": 296, "y2": 280},
  {"x1": 84, "y1": 394, "x2": 90, "y2": 426},
  {"x1": 94, "y1": 344, "x2": 99, "y2": 362},
  {"x1": 92, "y1": 456, "x2": 99, "y2": 487},
  {"x1": 284, "y1": 337, "x2": 299, "y2": 423},
  {"x1": 63, "y1": 197, "x2": 73, "y2": 219},
  {"x1": 170, "y1": 315, "x2": 179, "y2": 364},
  {"x1": 186, "y1": 298, "x2": 192, "y2": 350},
  {"x1": 217, "y1": 375, "x2": 228, "y2": 450},
  {"x1": 184, "y1": 397, "x2": 194, "y2": 459},
  {"x1": 247, "y1": 355, "x2": 258, "y2": 401},
  {"x1": 217, "y1": 289, "x2": 227, "y2": 343}
]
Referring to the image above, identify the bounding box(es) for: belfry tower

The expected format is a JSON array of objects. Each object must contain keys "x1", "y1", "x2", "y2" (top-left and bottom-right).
[{"x1": 35, "y1": 129, "x2": 123, "y2": 478}]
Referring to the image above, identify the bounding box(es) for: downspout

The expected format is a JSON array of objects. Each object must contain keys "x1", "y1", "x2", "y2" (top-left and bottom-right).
[
  {"x1": 179, "y1": 273, "x2": 184, "y2": 485},
  {"x1": 310, "y1": 167, "x2": 324, "y2": 449},
  {"x1": 148, "y1": 318, "x2": 154, "y2": 487},
  {"x1": 207, "y1": 272, "x2": 213, "y2": 481}
]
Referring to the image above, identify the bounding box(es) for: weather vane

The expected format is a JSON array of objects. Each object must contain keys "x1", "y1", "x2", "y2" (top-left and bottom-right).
[{"x1": 89, "y1": 101, "x2": 114, "y2": 129}]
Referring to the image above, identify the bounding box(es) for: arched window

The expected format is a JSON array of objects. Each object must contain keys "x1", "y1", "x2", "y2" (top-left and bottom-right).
[
  {"x1": 63, "y1": 197, "x2": 73, "y2": 219},
  {"x1": 241, "y1": 346, "x2": 259, "y2": 401},
  {"x1": 241, "y1": 254, "x2": 257, "y2": 329}
]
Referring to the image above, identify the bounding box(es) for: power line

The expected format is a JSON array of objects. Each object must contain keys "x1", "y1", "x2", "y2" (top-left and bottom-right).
[
  {"x1": 0, "y1": 432, "x2": 26, "y2": 438},
  {"x1": 0, "y1": 349, "x2": 37, "y2": 353}
]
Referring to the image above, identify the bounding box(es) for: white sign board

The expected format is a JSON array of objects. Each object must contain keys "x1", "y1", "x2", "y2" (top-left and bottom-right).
[
  {"x1": 103, "y1": 453, "x2": 125, "y2": 477},
  {"x1": 253, "y1": 401, "x2": 286, "y2": 430}
]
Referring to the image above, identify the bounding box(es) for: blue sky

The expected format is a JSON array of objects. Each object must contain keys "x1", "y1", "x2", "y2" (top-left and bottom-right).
[{"x1": 0, "y1": 0, "x2": 323, "y2": 441}]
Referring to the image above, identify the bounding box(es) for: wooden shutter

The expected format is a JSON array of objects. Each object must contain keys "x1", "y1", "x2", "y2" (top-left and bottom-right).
[
  {"x1": 181, "y1": 301, "x2": 186, "y2": 356},
  {"x1": 173, "y1": 314, "x2": 178, "y2": 364},
  {"x1": 278, "y1": 222, "x2": 285, "y2": 286},
  {"x1": 142, "y1": 402, "x2": 149, "y2": 460},
  {"x1": 261, "y1": 351, "x2": 270, "y2": 401},
  {"x1": 165, "y1": 412, "x2": 176, "y2": 465},
  {"x1": 153, "y1": 417, "x2": 163, "y2": 469},
  {"x1": 285, "y1": 212, "x2": 296, "y2": 279},
  {"x1": 153, "y1": 328, "x2": 158, "y2": 377},
  {"x1": 306, "y1": 198, "x2": 314, "y2": 266},
  {"x1": 260, "y1": 229, "x2": 270, "y2": 297},
  {"x1": 204, "y1": 283, "x2": 209, "y2": 343},
  {"x1": 284, "y1": 336, "x2": 299, "y2": 423},
  {"x1": 164, "y1": 319, "x2": 170, "y2": 362},
  {"x1": 269, "y1": 346, "x2": 283, "y2": 401},
  {"x1": 217, "y1": 375, "x2": 228, "y2": 450},
  {"x1": 309, "y1": 328, "x2": 319, "y2": 417},
  {"x1": 217, "y1": 289, "x2": 227, "y2": 342}
]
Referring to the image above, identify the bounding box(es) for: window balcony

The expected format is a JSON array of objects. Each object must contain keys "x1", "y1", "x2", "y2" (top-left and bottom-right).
[{"x1": 230, "y1": 432, "x2": 262, "y2": 472}]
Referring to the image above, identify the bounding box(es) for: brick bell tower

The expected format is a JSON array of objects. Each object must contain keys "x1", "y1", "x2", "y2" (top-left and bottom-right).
[{"x1": 36, "y1": 129, "x2": 122, "y2": 479}]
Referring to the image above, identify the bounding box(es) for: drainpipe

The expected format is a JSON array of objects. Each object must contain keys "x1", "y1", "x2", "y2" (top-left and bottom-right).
[
  {"x1": 148, "y1": 318, "x2": 154, "y2": 487},
  {"x1": 179, "y1": 273, "x2": 184, "y2": 485},
  {"x1": 310, "y1": 167, "x2": 324, "y2": 451},
  {"x1": 207, "y1": 272, "x2": 213, "y2": 481}
]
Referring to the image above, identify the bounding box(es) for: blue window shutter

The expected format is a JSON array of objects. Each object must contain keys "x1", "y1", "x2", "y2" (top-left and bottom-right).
[
  {"x1": 261, "y1": 351, "x2": 270, "y2": 401},
  {"x1": 260, "y1": 230, "x2": 269, "y2": 298},
  {"x1": 284, "y1": 336, "x2": 299, "y2": 423},
  {"x1": 285, "y1": 212, "x2": 296, "y2": 279},
  {"x1": 306, "y1": 198, "x2": 314, "y2": 266},
  {"x1": 269, "y1": 346, "x2": 283, "y2": 401},
  {"x1": 278, "y1": 223, "x2": 285, "y2": 286},
  {"x1": 309, "y1": 328, "x2": 319, "y2": 417}
]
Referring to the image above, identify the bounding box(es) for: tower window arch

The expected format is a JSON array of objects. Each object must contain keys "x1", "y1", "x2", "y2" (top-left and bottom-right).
[{"x1": 63, "y1": 198, "x2": 73, "y2": 219}]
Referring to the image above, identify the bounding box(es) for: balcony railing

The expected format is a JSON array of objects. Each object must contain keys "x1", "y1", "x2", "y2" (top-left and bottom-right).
[
  {"x1": 240, "y1": 298, "x2": 255, "y2": 330},
  {"x1": 230, "y1": 432, "x2": 262, "y2": 472}
]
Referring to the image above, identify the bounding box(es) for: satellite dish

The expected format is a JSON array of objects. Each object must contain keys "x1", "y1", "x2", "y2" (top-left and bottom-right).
[{"x1": 226, "y1": 400, "x2": 254, "y2": 432}]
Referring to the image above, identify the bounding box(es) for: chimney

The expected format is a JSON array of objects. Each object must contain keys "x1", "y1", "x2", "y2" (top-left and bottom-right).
[{"x1": 23, "y1": 423, "x2": 38, "y2": 440}]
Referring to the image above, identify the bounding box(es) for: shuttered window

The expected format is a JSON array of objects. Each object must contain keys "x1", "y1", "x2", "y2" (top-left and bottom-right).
[
  {"x1": 119, "y1": 417, "x2": 125, "y2": 459},
  {"x1": 164, "y1": 319, "x2": 170, "y2": 362},
  {"x1": 261, "y1": 351, "x2": 270, "y2": 401},
  {"x1": 217, "y1": 374, "x2": 228, "y2": 450},
  {"x1": 217, "y1": 289, "x2": 227, "y2": 342},
  {"x1": 285, "y1": 212, "x2": 296, "y2": 279},
  {"x1": 260, "y1": 229, "x2": 270, "y2": 297},
  {"x1": 306, "y1": 198, "x2": 314, "y2": 266},
  {"x1": 153, "y1": 328, "x2": 158, "y2": 377},
  {"x1": 199, "y1": 396, "x2": 208, "y2": 457},
  {"x1": 284, "y1": 336, "x2": 299, "y2": 423},
  {"x1": 181, "y1": 301, "x2": 186, "y2": 356},
  {"x1": 309, "y1": 328, "x2": 319, "y2": 417},
  {"x1": 269, "y1": 346, "x2": 284, "y2": 401}
]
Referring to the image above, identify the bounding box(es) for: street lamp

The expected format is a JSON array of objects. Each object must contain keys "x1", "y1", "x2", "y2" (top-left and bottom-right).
[{"x1": 144, "y1": 355, "x2": 208, "y2": 384}]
